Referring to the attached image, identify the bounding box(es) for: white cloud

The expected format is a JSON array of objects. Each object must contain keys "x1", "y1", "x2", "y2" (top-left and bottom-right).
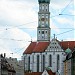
[
  {"x1": 0, "y1": 0, "x2": 37, "y2": 26},
  {"x1": 0, "y1": 28, "x2": 31, "y2": 59}
]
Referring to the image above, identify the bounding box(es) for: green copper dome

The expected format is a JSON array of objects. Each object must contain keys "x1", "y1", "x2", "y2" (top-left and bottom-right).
[
  {"x1": 65, "y1": 48, "x2": 71, "y2": 54},
  {"x1": 38, "y1": 0, "x2": 50, "y2": 3}
]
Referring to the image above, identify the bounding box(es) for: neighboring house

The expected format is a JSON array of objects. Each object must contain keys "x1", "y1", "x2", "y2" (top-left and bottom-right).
[
  {"x1": 63, "y1": 48, "x2": 72, "y2": 75},
  {"x1": 63, "y1": 49, "x2": 75, "y2": 75},
  {"x1": 6, "y1": 57, "x2": 24, "y2": 75},
  {"x1": 23, "y1": 0, "x2": 75, "y2": 75},
  {"x1": 71, "y1": 50, "x2": 75, "y2": 75},
  {"x1": 0, "y1": 54, "x2": 16, "y2": 75}
]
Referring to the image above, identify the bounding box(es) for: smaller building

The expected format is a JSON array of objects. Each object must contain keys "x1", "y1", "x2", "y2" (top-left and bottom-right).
[
  {"x1": 71, "y1": 50, "x2": 75, "y2": 75},
  {"x1": 0, "y1": 54, "x2": 16, "y2": 75},
  {"x1": 6, "y1": 57, "x2": 24, "y2": 75},
  {"x1": 63, "y1": 48, "x2": 75, "y2": 75}
]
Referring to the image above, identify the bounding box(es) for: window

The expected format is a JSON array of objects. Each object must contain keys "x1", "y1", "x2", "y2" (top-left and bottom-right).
[
  {"x1": 37, "y1": 55, "x2": 39, "y2": 72},
  {"x1": 49, "y1": 55, "x2": 52, "y2": 67},
  {"x1": 46, "y1": 5, "x2": 48, "y2": 11},
  {"x1": 46, "y1": 31, "x2": 47, "y2": 33},
  {"x1": 28, "y1": 56, "x2": 30, "y2": 70},
  {"x1": 42, "y1": 31, "x2": 44, "y2": 34},
  {"x1": 33, "y1": 55, "x2": 34, "y2": 63},
  {"x1": 43, "y1": 55, "x2": 45, "y2": 71},
  {"x1": 57, "y1": 54, "x2": 60, "y2": 71},
  {"x1": 42, "y1": 5, "x2": 44, "y2": 11},
  {"x1": 39, "y1": 31, "x2": 40, "y2": 33}
]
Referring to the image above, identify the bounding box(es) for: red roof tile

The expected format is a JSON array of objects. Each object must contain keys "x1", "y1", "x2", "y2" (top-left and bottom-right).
[
  {"x1": 23, "y1": 42, "x2": 36, "y2": 54},
  {"x1": 60, "y1": 41, "x2": 75, "y2": 51},
  {"x1": 25, "y1": 70, "x2": 55, "y2": 75},
  {"x1": 23, "y1": 41, "x2": 75, "y2": 54},
  {"x1": 47, "y1": 70, "x2": 56, "y2": 75},
  {"x1": 33, "y1": 42, "x2": 49, "y2": 53},
  {"x1": 25, "y1": 72, "x2": 42, "y2": 75}
]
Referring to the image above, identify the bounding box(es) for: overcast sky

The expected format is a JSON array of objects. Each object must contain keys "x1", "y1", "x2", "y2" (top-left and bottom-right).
[{"x1": 0, "y1": 0, "x2": 74, "y2": 59}]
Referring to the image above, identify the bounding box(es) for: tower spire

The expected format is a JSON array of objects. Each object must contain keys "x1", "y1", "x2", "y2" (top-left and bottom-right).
[{"x1": 37, "y1": 0, "x2": 51, "y2": 42}]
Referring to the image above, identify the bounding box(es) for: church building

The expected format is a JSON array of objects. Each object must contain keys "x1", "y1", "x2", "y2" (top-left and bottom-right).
[{"x1": 23, "y1": 0, "x2": 75, "y2": 75}]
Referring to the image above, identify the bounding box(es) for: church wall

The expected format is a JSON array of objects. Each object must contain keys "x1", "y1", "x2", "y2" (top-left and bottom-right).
[
  {"x1": 24, "y1": 45, "x2": 65, "y2": 75},
  {"x1": 45, "y1": 51, "x2": 65, "y2": 75}
]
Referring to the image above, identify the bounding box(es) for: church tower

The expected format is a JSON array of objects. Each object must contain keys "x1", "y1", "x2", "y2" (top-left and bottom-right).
[{"x1": 37, "y1": 0, "x2": 50, "y2": 42}]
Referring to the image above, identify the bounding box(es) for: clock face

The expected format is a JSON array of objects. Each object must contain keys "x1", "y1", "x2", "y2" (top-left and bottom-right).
[{"x1": 41, "y1": 18, "x2": 45, "y2": 21}]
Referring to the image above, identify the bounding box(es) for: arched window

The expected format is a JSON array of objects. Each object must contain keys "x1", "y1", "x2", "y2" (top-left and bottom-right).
[
  {"x1": 49, "y1": 54, "x2": 52, "y2": 67},
  {"x1": 28, "y1": 56, "x2": 30, "y2": 70},
  {"x1": 37, "y1": 55, "x2": 39, "y2": 72},
  {"x1": 57, "y1": 54, "x2": 60, "y2": 71},
  {"x1": 43, "y1": 55, "x2": 45, "y2": 71}
]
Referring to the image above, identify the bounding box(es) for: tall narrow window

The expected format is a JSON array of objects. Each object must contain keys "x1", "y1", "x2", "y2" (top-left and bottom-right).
[
  {"x1": 49, "y1": 55, "x2": 52, "y2": 67},
  {"x1": 43, "y1": 55, "x2": 45, "y2": 71},
  {"x1": 37, "y1": 55, "x2": 39, "y2": 72},
  {"x1": 28, "y1": 56, "x2": 30, "y2": 70},
  {"x1": 42, "y1": 31, "x2": 44, "y2": 34},
  {"x1": 57, "y1": 54, "x2": 60, "y2": 71},
  {"x1": 42, "y1": 5, "x2": 44, "y2": 11}
]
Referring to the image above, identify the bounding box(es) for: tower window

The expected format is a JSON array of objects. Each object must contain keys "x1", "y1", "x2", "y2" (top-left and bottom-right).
[
  {"x1": 42, "y1": 31, "x2": 44, "y2": 34},
  {"x1": 39, "y1": 31, "x2": 40, "y2": 33},
  {"x1": 46, "y1": 9, "x2": 47, "y2": 11},
  {"x1": 46, "y1": 31, "x2": 47, "y2": 33}
]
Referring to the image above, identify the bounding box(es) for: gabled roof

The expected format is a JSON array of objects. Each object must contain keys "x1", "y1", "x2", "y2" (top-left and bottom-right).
[{"x1": 60, "y1": 41, "x2": 75, "y2": 51}]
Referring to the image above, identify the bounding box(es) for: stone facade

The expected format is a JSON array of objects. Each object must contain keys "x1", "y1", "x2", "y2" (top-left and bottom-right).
[
  {"x1": 24, "y1": 38, "x2": 66, "y2": 75},
  {"x1": 0, "y1": 54, "x2": 16, "y2": 75},
  {"x1": 6, "y1": 57, "x2": 24, "y2": 75}
]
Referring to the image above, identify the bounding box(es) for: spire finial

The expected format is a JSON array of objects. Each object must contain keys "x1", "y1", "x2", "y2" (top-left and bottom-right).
[{"x1": 54, "y1": 34, "x2": 55, "y2": 39}]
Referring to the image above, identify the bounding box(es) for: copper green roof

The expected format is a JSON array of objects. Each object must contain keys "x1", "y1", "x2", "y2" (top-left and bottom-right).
[
  {"x1": 65, "y1": 48, "x2": 72, "y2": 53},
  {"x1": 38, "y1": 0, "x2": 50, "y2": 3}
]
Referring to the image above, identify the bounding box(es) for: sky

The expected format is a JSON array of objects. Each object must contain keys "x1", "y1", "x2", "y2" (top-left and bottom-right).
[{"x1": 0, "y1": 0, "x2": 75, "y2": 59}]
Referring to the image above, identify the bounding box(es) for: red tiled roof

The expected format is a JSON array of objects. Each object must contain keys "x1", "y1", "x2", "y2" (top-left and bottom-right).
[
  {"x1": 47, "y1": 70, "x2": 56, "y2": 75},
  {"x1": 23, "y1": 42, "x2": 49, "y2": 54},
  {"x1": 25, "y1": 72, "x2": 42, "y2": 75},
  {"x1": 33, "y1": 42, "x2": 49, "y2": 52},
  {"x1": 23, "y1": 41, "x2": 75, "y2": 54},
  {"x1": 23, "y1": 42, "x2": 36, "y2": 54},
  {"x1": 25, "y1": 70, "x2": 55, "y2": 75},
  {"x1": 60, "y1": 41, "x2": 75, "y2": 51}
]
